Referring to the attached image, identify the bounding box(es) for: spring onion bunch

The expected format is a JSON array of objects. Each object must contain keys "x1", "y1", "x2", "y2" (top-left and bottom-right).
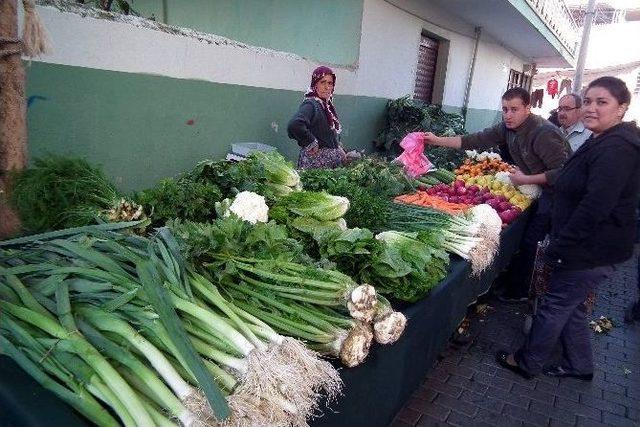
[{"x1": 386, "y1": 202, "x2": 499, "y2": 275}]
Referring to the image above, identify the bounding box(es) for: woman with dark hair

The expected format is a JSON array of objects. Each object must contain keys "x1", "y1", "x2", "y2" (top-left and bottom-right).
[
  {"x1": 497, "y1": 76, "x2": 640, "y2": 380},
  {"x1": 287, "y1": 66, "x2": 346, "y2": 169}
]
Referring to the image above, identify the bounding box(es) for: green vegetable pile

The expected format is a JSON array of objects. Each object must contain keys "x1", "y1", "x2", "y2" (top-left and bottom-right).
[
  {"x1": 134, "y1": 177, "x2": 222, "y2": 227},
  {"x1": 9, "y1": 156, "x2": 122, "y2": 233},
  {"x1": 0, "y1": 223, "x2": 342, "y2": 426},
  {"x1": 1, "y1": 146, "x2": 506, "y2": 426},
  {"x1": 186, "y1": 151, "x2": 300, "y2": 203},
  {"x1": 373, "y1": 96, "x2": 466, "y2": 170},
  {"x1": 300, "y1": 158, "x2": 412, "y2": 230}
]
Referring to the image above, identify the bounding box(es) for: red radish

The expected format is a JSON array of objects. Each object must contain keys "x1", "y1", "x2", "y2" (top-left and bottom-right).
[
  {"x1": 486, "y1": 199, "x2": 500, "y2": 210},
  {"x1": 468, "y1": 185, "x2": 479, "y2": 193},
  {"x1": 498, "y1": 211, "x2": 511, "y2": 223},
  {"x1": 454, "y1": 180, "x2": 465, "y2": 189},
  {"x1": 499, "y1": 209, "x2": 519, "y2": 224},
  {"x1": 498, "y1": 201, "x2": 512, "y2": 212}
]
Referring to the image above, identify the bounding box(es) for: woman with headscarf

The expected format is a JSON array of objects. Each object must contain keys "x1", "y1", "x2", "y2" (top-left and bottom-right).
[{"x1": 287, "y1": 66, "x2": 346, "y2": 169}]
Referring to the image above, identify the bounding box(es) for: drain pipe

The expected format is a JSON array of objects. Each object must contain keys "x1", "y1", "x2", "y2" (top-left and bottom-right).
[
  {"x1": 162, "y1": 0, "x2": 168, "y2": 24},
  {"x1": 462, "y1": 26, "x2": 482, "y2": 124}
]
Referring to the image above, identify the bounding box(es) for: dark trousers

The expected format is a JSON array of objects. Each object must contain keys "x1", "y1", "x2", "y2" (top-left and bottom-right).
[
  {"x1": 503, "y1": 193, "x2": 552, "y2": 297},
  {"x1": 516, "y1": 265, "x2": 612, "y2": 375}
]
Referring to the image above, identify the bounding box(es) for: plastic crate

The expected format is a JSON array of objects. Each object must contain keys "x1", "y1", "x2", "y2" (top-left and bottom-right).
[{"x1": 231, "y1": 142, "x2": 277, "y2": 157}]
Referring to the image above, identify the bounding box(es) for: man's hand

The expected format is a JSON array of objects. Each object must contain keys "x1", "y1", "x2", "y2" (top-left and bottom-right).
[
  {"x1": 509, "y1": 168, "x2": 548, "y2": 186},
  {"x1": 509, "y1": 168, "x2": 530, "y2": 186},
  {"x1": 423, "y1": 132, "x2": 439, "y2": 145},
  {"x1": 421, "y1": 133, "x2": 463, "y2": 149}
]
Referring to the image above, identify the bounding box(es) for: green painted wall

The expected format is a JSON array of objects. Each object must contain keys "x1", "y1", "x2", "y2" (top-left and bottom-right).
[
  {"x1": 25, "y1": 62, "x2": 386, "y2": 192},
  {"x1": 442, "y1": 105, "x2": 502, "y2": 133},
  {"x1": 131, "y1": 0, "x2": 364, "y2": 66}
]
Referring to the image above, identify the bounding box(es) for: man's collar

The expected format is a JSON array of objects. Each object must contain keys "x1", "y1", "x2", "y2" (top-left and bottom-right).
[{"x1": 564, "y1": 121, "x2": 587, "y2": 134}]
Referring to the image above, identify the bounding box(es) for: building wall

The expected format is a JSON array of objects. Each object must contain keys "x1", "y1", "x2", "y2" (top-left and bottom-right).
[
  {"x1": 129, "y1": 0, "x2": 364, "y2": 67},
  {"x1": 25, "y1": 0, "x2": 527, "y2": 190}
]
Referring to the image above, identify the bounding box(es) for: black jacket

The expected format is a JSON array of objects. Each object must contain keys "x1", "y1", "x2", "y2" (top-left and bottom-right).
[
  {"x1": 547, "y1": 122, "x2": 640, "y2": 270},
  {"x1": 287, "y1": 99, "x2": 340, "y2": 149}
]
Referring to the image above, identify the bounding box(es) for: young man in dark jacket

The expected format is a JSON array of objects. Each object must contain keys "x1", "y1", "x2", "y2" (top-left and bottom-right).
[{"x1": 424, "y1": 87, "x2": 571, "y2": 301}]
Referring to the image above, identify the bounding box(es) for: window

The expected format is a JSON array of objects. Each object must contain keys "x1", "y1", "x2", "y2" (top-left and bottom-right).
[
  {"x1": 507, "y1": 69, "x2": 532, "y2": 91},
  {"x1": 414, "y1": 35, "x2": 440, "y2": 103}
]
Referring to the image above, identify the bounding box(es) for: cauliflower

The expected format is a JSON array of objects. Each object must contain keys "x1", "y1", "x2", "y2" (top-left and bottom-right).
[
  {"x1": 518, "y1": 184, "x2": 542, "y2": 199},
  {"x1": 494, "y1": 171, "x2": 542, "y2": 199},
  {"x1": 466, "y1": 150, "x2": 502, "y2": 161},
  {"x1": 494, "y1": 171, "x2": 511, "y2": 185},
  {"x1": 226, "y1": 191, "x2": 269, "y2": 224}
]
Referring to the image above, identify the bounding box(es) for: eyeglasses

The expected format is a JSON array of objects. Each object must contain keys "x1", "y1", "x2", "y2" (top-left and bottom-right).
[{"x1": 557, "y1": 106, "x2": 579, "y2": 112}]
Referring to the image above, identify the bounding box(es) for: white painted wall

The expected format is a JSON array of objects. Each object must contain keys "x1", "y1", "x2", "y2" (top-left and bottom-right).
[
  {"x1": 467, "y1": 39, "x2": 527, "y2": 111},
  {"x1": 30, "y1": 0, "x2": 526, "y2": 113}
]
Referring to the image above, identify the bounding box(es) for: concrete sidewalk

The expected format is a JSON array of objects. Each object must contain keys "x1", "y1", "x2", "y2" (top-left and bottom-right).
[{"x1": 390, "y1": 252, "x2": 640, "y2": 426}]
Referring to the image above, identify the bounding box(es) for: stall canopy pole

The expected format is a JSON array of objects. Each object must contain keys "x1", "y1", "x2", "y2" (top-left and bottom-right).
[
  {"x1": 573, "y1": 0, "x2": 597, "y2": 93},
  {"x1": 0, "y1": 0, "x2": 27, "y2": 238},
  {"x1": 0, "y1": 0, "x2": 50, "y2": 237}
]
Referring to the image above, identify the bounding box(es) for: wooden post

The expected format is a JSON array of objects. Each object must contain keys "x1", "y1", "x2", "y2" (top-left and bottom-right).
[{"x1": 0, "y1": 0, "x2": 27, "y2": 238}]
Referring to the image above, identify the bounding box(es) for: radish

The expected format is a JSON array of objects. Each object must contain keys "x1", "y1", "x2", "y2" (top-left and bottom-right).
[{"x1": 497, "y1": 201, "x2": 512, "y2": 212}]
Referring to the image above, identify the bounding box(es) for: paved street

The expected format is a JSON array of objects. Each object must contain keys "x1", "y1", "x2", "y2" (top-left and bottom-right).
[{"x1": 390, "y1": 251, "x2": 640, "y2": 426}]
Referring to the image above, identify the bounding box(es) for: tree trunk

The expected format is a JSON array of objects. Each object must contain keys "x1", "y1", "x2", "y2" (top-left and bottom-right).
[{"x1": 0, "y1": 0, "x2": 27, "y2": 238}]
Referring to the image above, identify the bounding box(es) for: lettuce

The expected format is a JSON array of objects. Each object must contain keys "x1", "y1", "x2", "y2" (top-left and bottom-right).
[
  {"x1": 249, "y1": 151, "x2": 300, "y2": 187},
  {"x1": 272, "y1": 191, "x2": 350, "y2": 222}
]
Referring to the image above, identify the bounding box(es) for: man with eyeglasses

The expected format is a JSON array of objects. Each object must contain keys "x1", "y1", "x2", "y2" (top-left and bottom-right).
[{"x1": 557, "y1": 94, "x2": 592, "y2": 152}]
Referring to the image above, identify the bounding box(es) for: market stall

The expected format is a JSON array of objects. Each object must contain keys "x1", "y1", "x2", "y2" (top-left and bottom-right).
[
  {"x1": 0, "y1": 146, "x2": 539, "y2": 427},
  {"x1": 0, "y1": 212, "x2": 529, "y2": 427}
]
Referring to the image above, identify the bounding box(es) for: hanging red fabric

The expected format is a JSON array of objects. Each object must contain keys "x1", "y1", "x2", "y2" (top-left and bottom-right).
[{"x1": 547, "y1": 78, "x2": 559, "y2": 99}]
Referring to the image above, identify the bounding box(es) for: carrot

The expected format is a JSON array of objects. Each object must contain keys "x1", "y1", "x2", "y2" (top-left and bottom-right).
[{"x1": 394, "y1": 192, "x2": 471, "y2": 215}]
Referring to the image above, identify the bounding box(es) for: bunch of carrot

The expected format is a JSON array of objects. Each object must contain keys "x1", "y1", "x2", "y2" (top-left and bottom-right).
[
  {"x1": 394, "y1": 192, "x2": 470, "y2": 215},
  {"x1": 454, "y1": 158, "x2": 511, "y2": 177}
]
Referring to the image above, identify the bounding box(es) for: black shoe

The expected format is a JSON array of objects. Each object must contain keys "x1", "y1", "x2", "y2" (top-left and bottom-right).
[
  {"x1": 543, "y1": 366, "x2": 593, "y2": 381},
  {"x1": 497, "y1": 293, "x2": 528, "y2": 303},
  {"x1": 495, "y1": 350, "x2": 534, "y2": 380}
]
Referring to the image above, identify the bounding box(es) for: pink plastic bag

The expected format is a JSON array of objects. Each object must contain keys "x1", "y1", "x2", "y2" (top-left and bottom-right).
[{"x1": 395, "y1": 132, "x2": 433, "y2": 178}]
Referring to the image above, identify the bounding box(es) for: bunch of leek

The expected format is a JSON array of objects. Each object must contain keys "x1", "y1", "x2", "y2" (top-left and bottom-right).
[{"x1": 0, "y1": 223, "x2": 341, "y2": 426}]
